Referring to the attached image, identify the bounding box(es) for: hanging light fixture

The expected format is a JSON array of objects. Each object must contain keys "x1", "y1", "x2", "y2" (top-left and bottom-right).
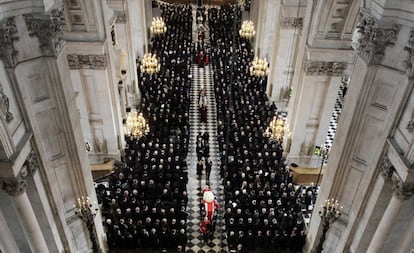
[
  {"x1": 250, "y1": 56, "x2": 269, "y2": 77},
  {"x1": 140, "y1": 53, "x2": 160, "y2": 75},
  {"x1": 264, "y1": 116, "x2": 287, "y2": 142},
  {"x1": 239, "y1": 20, "x2": 255, "y2": 39},
  {"x1": 150, "y1": 17, "x2": 167, "y2": 36},
  {"x1": 124, "y1": 110, "x2": 150, "y2": 139}
]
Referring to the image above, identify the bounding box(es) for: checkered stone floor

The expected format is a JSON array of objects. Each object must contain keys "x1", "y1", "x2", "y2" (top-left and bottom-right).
[
  {"x1": 323, "y1": 81, "x2": 346, "y2": 150},
  {"x1": 186, "y1": 64, "x2": 227, "y2": 253},
  {"x1": 184, "y1": 6, "x2": 227, "y2": 253}
]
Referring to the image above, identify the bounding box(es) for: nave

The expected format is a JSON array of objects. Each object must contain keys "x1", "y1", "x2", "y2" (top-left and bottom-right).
[{"x1": 97, "y1": 2, "x2": 311, "y2": 253}]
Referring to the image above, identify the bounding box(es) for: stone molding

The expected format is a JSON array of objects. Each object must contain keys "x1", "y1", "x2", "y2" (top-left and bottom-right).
[
  {"x1": 0, "y1": 149, "x2": 39, "y2": 196},
  {"x1": 404, "y1": 29, "x2": 414, "y2": 78},
  {"x1": 353, "y1": 11, "x2": 401, "y2": 64},
  {"x1": 24, "y1": 6, "x2": 65, "y2": 57},
  {"x1": 67, "y1": 54, "x2": 107, "y2": 69},
  {"x1": 391, "y1": 174, "x2": 414, "y2": 200},
  {"x1": 280, "y1": 17, "x2": 303, "y2": 30},
  {"x1": 304, "y1": 61, "x2": 347, "y2": 76},
  {"x1": 379, "y1": 155, "x2": 393, "y2": 181},
  {"x1": 0, "y1": 85, "x2": 13, "y2": 123},
  {"x1": 0, "y1": 17, "x2": 19, "y2": 68}
]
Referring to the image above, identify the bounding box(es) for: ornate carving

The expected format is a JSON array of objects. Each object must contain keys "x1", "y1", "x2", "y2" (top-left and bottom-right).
[
  {"x1": 280, "y1": 17, "x2": 303, "y2": 30},
  {"x1": 353, "y1": 11, "x2": 401, "y2": 64},
  {"x1": 24, "y1": 6, "x2": 65, "y2": 57},
  {"x1": 0, "y1": 17, "x2": 19, "y2": 68},
  {"x1": 114, "y1": 11, "x2": 127, "y2": 24},
  {"x1": 0, "y1": 176, "x2": 26, "y2": 196},
  {"x1": 379, "y1": 155, "x2": 393, "y2": 180},
  {"x1": 304, "y1": 61, "x2": 347, "y2": 76},
  {"x1": 406, "y1": 108, "x2": 414, "y2": 133},
  {"x1": 24, "y1": 150, "x2": 39, "y2": 176},
  {"x1": 67, "y1": 54, "x2": 107, "y2": 69},
  {"x1": 0, "y1": 150, "x2": 41, "y2": 196},
  {"x1": 392, "y1": 174, "x2": 414, "y2": 200},
  {"x1": 403, "y1": 29, "x2": 414, "y2": 78},
  {"x1": 0, "y1": 86, "x2": 13, "y2": 122}
]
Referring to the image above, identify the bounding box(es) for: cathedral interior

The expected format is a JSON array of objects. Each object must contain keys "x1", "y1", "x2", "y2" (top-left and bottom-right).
[{"x1": 0, "y1": 0, "x2": 414, "y2": 252}]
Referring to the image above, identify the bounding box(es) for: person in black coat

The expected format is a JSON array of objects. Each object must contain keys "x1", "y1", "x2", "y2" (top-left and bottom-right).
[
  {"x1": 205, "y1": 157, "x2": 212, "y2": 183},
  {"x1": 197, "y1": 159, "x2": 204, "y2": 179}
]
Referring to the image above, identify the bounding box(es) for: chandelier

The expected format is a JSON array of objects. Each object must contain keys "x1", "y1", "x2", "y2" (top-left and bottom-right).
[
  {"x1": 140, "y1": 53, "x2": 160, "y2": 75},
  {"x1": 264, "y1": 116, "x2": 287, "y2": 142},
  {"x1": 124, "y1": 110, "x2": 149, "y2": 139},
  {"x1": 239, "y1": 20, "x2": 255, "y2": 39},
  {"x1": 150, "y1": 17, "x2": 167, "y2": 36},
  {"x1": 250, "y1": 56, "x2": 269, "y2": 77}
]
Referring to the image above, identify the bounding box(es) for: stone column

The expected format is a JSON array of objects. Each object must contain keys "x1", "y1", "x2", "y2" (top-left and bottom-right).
[
  {"x1": 252, "y1": 0, "x2": 265, "y2": 55},
  {"x1": 366, "y1": 174, "x2": 412, "y2": 253},
  {"x1": 0, "y1": 6, "x2": 107, "y2": 252},
  {"x1": 288, "y1": 61, "x2": 345, "y2": 167},
  {"x1": 268, "y1": 16, "x2": 302, "y2": 106},
  {"x1": 1, "y1": 176, "x2": 48, "y2": 253},
  {"x1": 351, "y1": 155, "x2": 394, "y2": 253},
  {"x1": 11, "y1": 192, "x2": 49, "y2": 253},
  {"x1": 0, "y1": 208, "x2": 19, "y2": 253},
  {"x1": 396, "y1": 215, "x2": 414, "y2": 253}
]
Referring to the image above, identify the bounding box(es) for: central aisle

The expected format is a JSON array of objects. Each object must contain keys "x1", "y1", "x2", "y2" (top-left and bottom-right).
[{"x1": 184, "y1": 5, "x2": 227, "y2": 253}]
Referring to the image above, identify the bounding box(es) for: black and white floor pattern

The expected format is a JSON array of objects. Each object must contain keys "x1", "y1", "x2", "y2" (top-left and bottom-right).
[
  {"x1": 323, "y1": 82, "x2": 346, "y2": 150},
  {"x1": 184, "y1": 6, "x2": 227, "y2": 253}
]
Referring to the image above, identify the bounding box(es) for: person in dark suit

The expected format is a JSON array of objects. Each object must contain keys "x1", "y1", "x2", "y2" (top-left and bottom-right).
[
  {"x1": 197, "y1": 159, "x2": 204, "y2": 179},
  {"x1": 205, "y1": 157, "x2": 212, "y2": 183}
]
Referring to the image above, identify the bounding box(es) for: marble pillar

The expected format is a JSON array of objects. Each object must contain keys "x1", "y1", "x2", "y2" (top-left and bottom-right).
[
  {"x1": 11, "y1": 191, "x2": 49, "y2": 253},
  {"x1": 0, "y1": 203, "x2": 20, "y2": 253},
  {"x1": 396, "y1": 213, "x2": 414, "y2": 253},
  {"x1": 304, "y1": 5, "x2": 413, "y2": 251},
  {"x1": 366, "y1": 190, "x2": 405, "y2": 252},
  {"x1": 0, "y1": 6, "x2": 107, "y2": 252},
  {"x1": 0, "y1": 155, "x2": 49, "y2": 253},
  {"x1": 65, "y1": 0, "x2": 126, "y2": 162},
  {"x1": 350, "y1": 155, "x2": 394, "y2": 253}
]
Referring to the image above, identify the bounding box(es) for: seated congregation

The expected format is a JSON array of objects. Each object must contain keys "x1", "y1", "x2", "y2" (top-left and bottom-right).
[
  {"x1": 210, "y1": 5, "x2": 307, "y2": 252},
  {"x1": 95, "y1": 2, "x2": 310, "y2": 253},
  {"x1": 96, "y1": 3, "x2": 192, "y2": 252}
]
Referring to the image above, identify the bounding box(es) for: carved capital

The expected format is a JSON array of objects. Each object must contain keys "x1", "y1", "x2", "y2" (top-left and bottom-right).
[
  {"x1": 24, "y1": 150, "x2": 39, "y2": 176},
  {"x1": 354, "y1": 11, "x2": 401, "y2": 64},
  {"x1": 24, "y1": 6, "x2": 65, "y2": 57},
  {"x1": 403, "y1": 29, "x2": 414, "y2": 78},
  {"x1": 0, "y1": 17, "x2": 19, "y2": 68},
  {"x1": 0, "y1": 176, "x2": 27, "y2": 196},
  {"x1": 280, "y1": 17, "x2": 303, "y2": 30},
  {"x1": 379, "y1": 155, "x2": 393, "y2": 180},
  {"x1": 0, "y1": 86, "x2": 13, "y2": 123},
  {"x1": 67, "y1": 54, "x2": 107, "y2": 69},
  {"x1": 392, "y1": 174, "x2": 414, "y2": 200},
  {"x1": 304, "y1": 61, "x2": 347, "y2": 76}
]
